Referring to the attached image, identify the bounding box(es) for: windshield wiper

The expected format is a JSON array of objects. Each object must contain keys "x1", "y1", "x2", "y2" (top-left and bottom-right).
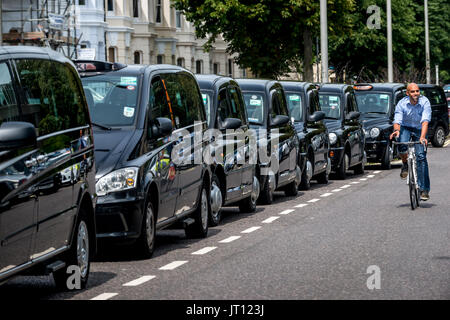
[
  {"x1": 92, "y1": 122, "x2": 112, "y2": 130},
  {"x1": 365, "y1": 112, "x2": 387, "y2": 114}
]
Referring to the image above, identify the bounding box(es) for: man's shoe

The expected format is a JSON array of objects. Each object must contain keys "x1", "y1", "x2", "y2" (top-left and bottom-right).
[
  {"x1": 400, "y1": 163, "x2": 408, "y2": 179},
  {"x1": 420, "y1": 191, "x2": 430, "y2": 201}
]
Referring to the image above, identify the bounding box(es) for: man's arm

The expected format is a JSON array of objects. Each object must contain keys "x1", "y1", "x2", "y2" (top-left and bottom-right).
[
  {"x1": 419, "y1": 97, "x2": 431, "y2": 145},
  {"x1": 390, "y1": 100, "x2": 404, "y2": 140}
]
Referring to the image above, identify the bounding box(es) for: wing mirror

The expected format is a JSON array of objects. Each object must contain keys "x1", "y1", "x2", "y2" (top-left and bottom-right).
[
  {"x1": 308, "y1": 111, "x2": 325, "y2": 123},
  {"x1": 0, "y1": 121, "x2": 37, "y2": 151},
  {"x1": 270, "y1": 115, "x2": 289, "y2": 127},
  {"x1": 150, "y1": 117, "x2": 173, "y2": 138},
  {"x1": 345, "y1": 111, "x2": 360, "y2": 121},
  {"x1": 221, "y1": 118, "x2": 242, "y2": 130}
]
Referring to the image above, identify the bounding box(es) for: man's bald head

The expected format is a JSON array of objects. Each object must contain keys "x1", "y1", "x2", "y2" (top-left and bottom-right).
[{"x1": 406, "y1": 83, "x2": 420, "y2": 105}]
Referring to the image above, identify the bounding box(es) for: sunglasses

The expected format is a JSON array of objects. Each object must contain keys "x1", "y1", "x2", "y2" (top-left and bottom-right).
[{"x1": 409, "y1": 90, "x2": 420, "y2": 93}]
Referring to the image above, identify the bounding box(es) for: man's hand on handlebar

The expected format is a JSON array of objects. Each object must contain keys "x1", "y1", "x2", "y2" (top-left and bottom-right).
[{"x1": 390, "y1": 130, "x2": 400, "y2": 140}]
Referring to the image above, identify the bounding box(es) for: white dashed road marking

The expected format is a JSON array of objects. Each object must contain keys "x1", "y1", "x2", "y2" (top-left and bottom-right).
[
  {"x1": 308, "y1": 198, "x2": 320, "y2": 203},
  {"x1": 279, "y1": 209, "x2": 295, "y2": 215},
  {"x1": 241, "y1": 226, "x2": 261, "y2": 234},
  {"x1": 374, "y1": 171, "x2": 381, "y2": 174},
  {"x1": 360, "y1": 178, "x2": 368, "y2": 181},
  {"x1": 219, "y1": 236, "x2": 241, "y2": 243},
  {"x1": 332, "y1": 189, "x2": 342, "y2": 192},
  {"x1": 263, "y1": 216, "x2": 280, "y2": 224},
  {"x1": 123, "y1": 276, "x2": 156, "y2": 287},
  {"x1": 351, "y1": 182, "x2": 360, "y2": 184},
  {"x1": 341, "y1": 185, "x2": 351, "y2": 189},
  {"x1": 159, "y1": 261, "x2": 188, "y2": 270},
  {"x1": 295, "y1": 203, "x2": 308, "y2": 208},
  {"x1": 367, "y1": 175, "x2": 375, "y2": 178},
  {"x1": 320, "y1": 193, "x2": 333, "y2": 197},
  {"x1": 91, "y1": 293, "x2": 118, "y2": 300},
  {"x1": 192, "y1": 247, "x2": 217, "y2": 255}
]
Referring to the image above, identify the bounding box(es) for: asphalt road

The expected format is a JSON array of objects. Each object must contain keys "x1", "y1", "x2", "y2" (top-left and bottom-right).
[{"x1": 1, "y1": 142, "x2": 449, "y2": 300}]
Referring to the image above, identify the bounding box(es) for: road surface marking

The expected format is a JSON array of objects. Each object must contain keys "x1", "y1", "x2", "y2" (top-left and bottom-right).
[
  {"x1": 279, "y1": 209, "x2": 295, "y2": 215},
  {"x1": 241, "y1": 226, "x2": 261, "y2": 234},
  {"x1": 320, "y1": 193, "x2": 333, "y2": 197},
  {"x1": 295, "y1": 203, "x2": 309, "y2": 208},
  {"x1": 373, "y1": 171, "x2": 381, "y2": 174},
  {"x1": 123, "y1": 276, "x2": 156, "y2": 287},
  {"x1": 91, "y1": 293, "x2": 118, "y2": 300},
  {"x1": 332, "y1": 189, "x2": 342, "y2": 192},
  {"x1": 263, "y1": 216, "x2": 280, "y2": 223},
  {"x1": 341, "y1": 185, "x2": 351, "y2": 189},
  {"x1": 159, "y1": 261, "x2": 188, "y2": 270},
  {"x1": 367, "y1": 175, "x2": 375, "y2": 178},
  {"x1": 351, "y1": 181, "x2": 360, "y2": 184},
  {"x1": 219, "y1": 236, "x2": 241, "y2": 243},
  {"x1": 308, "y1": 198, "x2": 320, "y2": 203},
  {"x1": 360, "y1": 178, "x2": 368, "y2": 181},
  {"x1": 192, "y1": 247, "x2": 217, "y2": 255}
]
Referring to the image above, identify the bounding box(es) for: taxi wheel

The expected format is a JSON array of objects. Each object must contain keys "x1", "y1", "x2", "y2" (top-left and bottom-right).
[{"x1": 185, "y1": 184, "x2": 209, "y2": 239}]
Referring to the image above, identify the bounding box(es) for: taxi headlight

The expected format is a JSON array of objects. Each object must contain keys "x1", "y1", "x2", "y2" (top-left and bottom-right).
[
  {"x1": 96, "y1": 167, "x2": 139, "y2": 196},
  {"x1": 370, "y1": 128, "x2": 380, "y2": 138},
  {"x1": 329, "y1": 133, "x2": 338, "y2": 145}
]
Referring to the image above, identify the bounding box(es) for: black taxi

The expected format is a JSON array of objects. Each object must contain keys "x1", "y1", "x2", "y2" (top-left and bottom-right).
[
  {"x1": 76, "y1": 60, "x2": 212, "y2": 258},
  {"x1": 354, "y1": 83, "x2": 406, "y2": 169},
  {"x1": 196, "y1": 74, "x2": 259, "y2": 226},
  {"x1": 318, "y1": 84, "x2": 366, "y2": 179},
  {"x1": 236, "y1": 79, "x2": 301, "y2": 204},
  {"x1": 280, "y1": 81, "x2": 330, "y2": 189}
]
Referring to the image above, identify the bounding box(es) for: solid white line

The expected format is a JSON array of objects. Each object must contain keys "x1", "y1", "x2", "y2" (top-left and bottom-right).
[
  {"x1": 219, "y1": 236, "x2": 241, "y2": 243},
  {"x1": 241, "y1": 226, "x2": 261, "y2": 234},
  {"x1": 159, "y1": 261, "x2": 188, "y2": 270},
  {"x1": 263, "y1": 216, "x2": 280, "y2": 223},
  {"x1": 360, "y1": 178, "x2": 368, "y2": 181},
  {"x1": 320, "y1": 193, "x2": 333, "y2": 197},
  {"x1": 295, "y1": 203, "x2": 308, "y2": 208},
  {"x1": 91, "y1": 293, "x2": 118, "y2": 300},
  {"x1": 341, "y1": 185, "x2": 351, "y2": 189},
  {"x1": 279, "y1": 209, "x2": 295, "y2": 215},
  {"x1": 123, "y1": 276, "x2": 156, "y2": 287},
  {"x1": 332, "y1": 189, "x2": 342, "y2": 192},
  {"x1": 308, "y1": 198, "x2": 320, "y2": 203},
  {"x1": 192, "y1": 247, "x2": 217, "y2": 255}
]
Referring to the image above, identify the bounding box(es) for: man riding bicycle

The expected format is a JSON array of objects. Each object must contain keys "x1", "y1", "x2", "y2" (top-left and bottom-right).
[{"x1": 390, "y1": 83, "x2": 431, "y2": 201}]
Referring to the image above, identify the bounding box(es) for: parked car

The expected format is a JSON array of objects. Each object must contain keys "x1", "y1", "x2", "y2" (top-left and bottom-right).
[
  {"x1": 236, "y1": 79, "x2": 301, "y2": 204},
  {"x1": 196, "y1": 75, "x2": 259, "y2": 225},
  {"x1": 353, "y1": 83, "x2": 406, "y2": 169},
  {"x1": 279, "y1": 81, "x2": 330, "y2": 189},
  {"x1": 76, "y1": 60, "x2": 212, "y2": 258},
  {"x1": 417, "y1": 84, "x2": 449, "y2": 147},
  {"x1": 318, "y1": 84, "x2": 366, "y2": 179},
  {"x1": 0, "y1": 46, "x2": 96, "y2": 289}
]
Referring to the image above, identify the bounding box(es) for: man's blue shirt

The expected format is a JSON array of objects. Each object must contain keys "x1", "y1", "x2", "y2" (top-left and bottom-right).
[{"x1": 393, "y1": 95, "x2": 431, "y2": 129}]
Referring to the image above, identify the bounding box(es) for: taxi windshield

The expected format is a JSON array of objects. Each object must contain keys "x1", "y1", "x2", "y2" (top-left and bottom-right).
[
  {"x1": 285, "y1": 93, "x2": 303, "y2": 121},
  {"x1": 318, "y1": 94, "x2": 341, "y2": 119},
  {"x1": 355, "y1": 92, "x2": 391, "y2": 114},
  {"x1": 81, "y1": 74, "x2": 140, "y2": 127},
  {"x1": 242, "y1": 92, "x2": 265, "y2": 124}
]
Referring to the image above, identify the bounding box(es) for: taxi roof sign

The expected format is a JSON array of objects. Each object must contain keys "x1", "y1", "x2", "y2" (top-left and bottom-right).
[{"x1": 353, "y1": 84, "x2": 373, "y2": 91}]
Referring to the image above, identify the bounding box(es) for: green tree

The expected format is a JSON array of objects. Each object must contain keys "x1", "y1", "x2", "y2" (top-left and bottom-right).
[{"x1": 173, "y1": 0, "x2": 354, "y2": 79}]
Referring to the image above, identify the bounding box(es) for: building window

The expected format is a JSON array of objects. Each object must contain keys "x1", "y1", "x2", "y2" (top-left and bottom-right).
[
  {"x1": 134, "y1": 51, "x2": 141, "y2": 64},
  {"x1": 157, "y1": 55, "x2": 164, "y2": 64},
  {"x1": 177, "y1": 58, "x2": 185, "y2": 67},
  {"x1": 156, "y1": 0, "x2": 162, "y2": 23},
  {"x1": 133, "y1": 0, "x2": 139, "y2": 18},
  {"x1": 108, "y1": 47, "x2": 116, "y2": 63},
  {"x1": 213, "y1": 63, "x2": 219, "y2": 75},
  {"x1": 196, "y1": 60, "x2": 202, "y2": 74},
  {"x1": 242, "y1": 68, "x2": 247, "y2": 78},
  {"x1": 107, "y1": 0, "x2": 114, "y2": 11},
  {"x1": 79, "y1": 0, "x2": 86, "y2": 5},
  {"x1": 176, "y1": 10, "x2": 182, "y2": 28},
  {"x1": 228, "y1": 59, "x2": 233, "y2": 77}
]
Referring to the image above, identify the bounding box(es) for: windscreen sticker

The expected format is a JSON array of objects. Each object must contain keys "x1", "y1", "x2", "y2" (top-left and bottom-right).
[
  {"x1": 123, "y1": 107, "x2": 135, "y2": 117},
  {"x1": 380, "y1": 94, "x2": 389, "y2": 99},
  {"x1": 127, "y1": 85, "x2": 135, "y2": 91},
  {"x1": 250, "y1": 99, "x2": 262, "y2": 106},
  {"x1": 120, "y1": 77, "x2": 137, "y2": 86},
  {"x1": 289, "y1": 95, "x2": 300, "y2": 101},
  {"x1": 329, "y1": 96, "x2": 338, "y2": 102},
  {"x1": 202, "y1": 93, "x2": 208, "y2": 105}
]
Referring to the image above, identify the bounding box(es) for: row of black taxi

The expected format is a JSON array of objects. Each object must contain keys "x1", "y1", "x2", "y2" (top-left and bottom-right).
[{"x1": 1, "y1": 46, "x2": 447, "y2": 290}]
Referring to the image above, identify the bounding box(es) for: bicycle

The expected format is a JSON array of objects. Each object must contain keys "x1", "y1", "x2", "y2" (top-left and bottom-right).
[{"x1": 392, "y1": 140, "x2": 427, "y2": 210}]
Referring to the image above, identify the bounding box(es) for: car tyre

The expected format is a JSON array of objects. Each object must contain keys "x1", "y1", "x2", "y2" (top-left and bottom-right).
[
  {"x1": 208, "y1": 174, "x2": 223, "y2": 226},
  {"x1": 53, "y1": 212, "x2": 90, "y2": 290},
  {"x1": 299, "y1": 159, "x2": 312, "y2": 190},
  {"x1": 380, "y1": 144, "x2": 392, "y2": 170},
  {"x1": 432, "y1": 125, "x2": 446, "y2": 147},
  {"x1": 337, "y1": 153, "x2": 349, "y2": 179},
  {"x1": 239, "y1": 176, "x2": 259, "y2": 213},
  {"x1": 257, "y1": 175, "x2": 274, "y2": 205},
  {"x1": 185, "y1": 184, "x2": 209, "y2": 239},
  {"x1": 136, "y1": 200, "x2": 156, "y2": 259}
]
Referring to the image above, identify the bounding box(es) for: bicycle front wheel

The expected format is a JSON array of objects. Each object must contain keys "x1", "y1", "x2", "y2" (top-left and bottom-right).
[{"x1": 408, "y1": 159, "x2": 418, "y2": 210}]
